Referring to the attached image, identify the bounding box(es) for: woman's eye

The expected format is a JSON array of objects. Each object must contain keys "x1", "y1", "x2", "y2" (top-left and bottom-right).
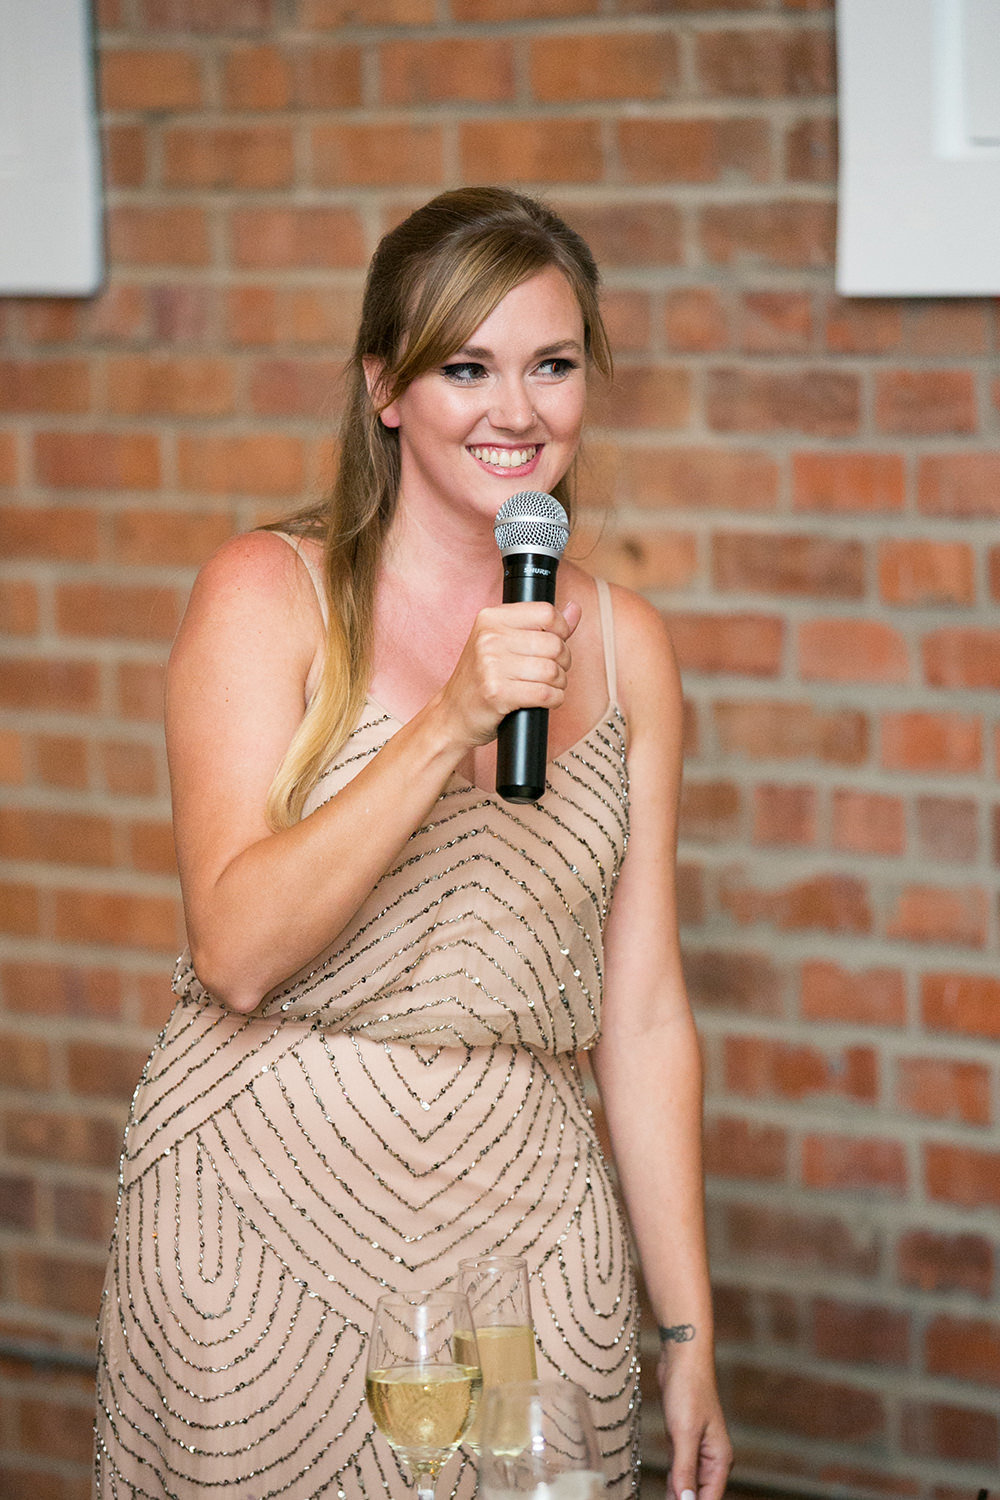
[
  {"x1": 441, "y1": 362, "x2": 486, "y2": 383},
  {"x1": 537, "y1": 357, "x2": 578, "y2": 378}
]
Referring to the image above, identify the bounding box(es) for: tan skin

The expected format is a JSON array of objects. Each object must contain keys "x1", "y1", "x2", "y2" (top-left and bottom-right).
[{"x1": 166, "y1": 267, "x2": 732, "y2": 1500}]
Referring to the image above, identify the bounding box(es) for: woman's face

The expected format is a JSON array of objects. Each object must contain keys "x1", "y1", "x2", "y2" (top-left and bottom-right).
[{"x1": 378, "y1": 266, "x2": 588, "y2": 530}]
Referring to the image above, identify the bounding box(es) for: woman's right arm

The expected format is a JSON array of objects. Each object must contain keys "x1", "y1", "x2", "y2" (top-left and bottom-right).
[{"x1": 167, "y1": 531, "x2": 575, "y2": 1013}]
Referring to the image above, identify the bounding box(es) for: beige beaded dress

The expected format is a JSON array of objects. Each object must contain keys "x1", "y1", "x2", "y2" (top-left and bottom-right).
[{"x1": 94, "y1": 554, "x2": 638, "y2": 1500}]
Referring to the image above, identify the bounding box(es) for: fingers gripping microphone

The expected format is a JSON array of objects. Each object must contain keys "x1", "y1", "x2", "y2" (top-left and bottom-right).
[{"x1": 493, "y1": 491, "x2": 570, "y2": 803}]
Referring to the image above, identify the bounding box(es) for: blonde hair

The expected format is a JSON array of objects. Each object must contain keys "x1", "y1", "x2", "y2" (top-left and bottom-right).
[{"x1": 264, "y1": 187, "x2": 612, "y2": 829}]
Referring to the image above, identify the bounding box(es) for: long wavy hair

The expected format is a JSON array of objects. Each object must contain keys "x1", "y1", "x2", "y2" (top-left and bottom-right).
[{"x1": 264, "y1": 187, "x2": 612, "y2": 829}]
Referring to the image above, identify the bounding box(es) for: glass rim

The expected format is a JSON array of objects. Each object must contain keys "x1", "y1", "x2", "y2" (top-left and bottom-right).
[{"x1": 457, "y1": 1254, "x2": 529, "y2": 1272}]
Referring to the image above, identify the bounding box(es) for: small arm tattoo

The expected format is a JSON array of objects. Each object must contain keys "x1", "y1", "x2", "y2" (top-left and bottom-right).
[{"x1": 658, "y1": 1323, "x2": 695, "y2": 1345}]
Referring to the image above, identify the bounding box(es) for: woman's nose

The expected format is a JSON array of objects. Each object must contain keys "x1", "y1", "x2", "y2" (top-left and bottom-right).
[{"x1": 488, "y1": 378, "x2": 535, "y2": 432}]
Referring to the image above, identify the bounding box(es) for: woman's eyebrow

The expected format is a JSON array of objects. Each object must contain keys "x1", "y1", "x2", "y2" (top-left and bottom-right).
[{"x1": 454, "y1": 338, "x2": 584, "y2": 360}]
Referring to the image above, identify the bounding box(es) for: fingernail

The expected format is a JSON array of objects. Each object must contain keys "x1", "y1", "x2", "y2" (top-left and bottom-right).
[{"x1": 681, "y1": 1489, "x2": 696, "y2": 1500}]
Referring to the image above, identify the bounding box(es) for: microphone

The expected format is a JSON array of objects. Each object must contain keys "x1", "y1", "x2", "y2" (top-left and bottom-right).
[{"x1": 493, "y1": 491, "x2": 570, "y2": 803}]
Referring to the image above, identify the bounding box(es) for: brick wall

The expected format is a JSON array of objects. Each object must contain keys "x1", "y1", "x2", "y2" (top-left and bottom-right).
[{"x1": 1, "y1": 2, "x2": 998, "y2": 1497}]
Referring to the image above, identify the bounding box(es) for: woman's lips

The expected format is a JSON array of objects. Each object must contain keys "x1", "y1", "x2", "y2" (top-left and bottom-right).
[{"x1": 468, "y1": 444, "x2": 541, "y2": 474}]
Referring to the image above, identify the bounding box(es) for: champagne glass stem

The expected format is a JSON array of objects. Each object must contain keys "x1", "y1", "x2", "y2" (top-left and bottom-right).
[{"x1": 416, "y1": 1478, "x2": 435, "y2": 1500}]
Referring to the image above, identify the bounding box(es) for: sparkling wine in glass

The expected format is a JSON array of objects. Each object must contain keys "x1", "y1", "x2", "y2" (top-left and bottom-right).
[
  {"x1": 365, "y1": 1289, "x2": 482, "y2": 1500},
  {"x1": 478, "y1": 1378, "x2": 607, "y2": 1500},
  {"x1": 457, "y1": 1255, "x2": 537, "y2": 1449}
]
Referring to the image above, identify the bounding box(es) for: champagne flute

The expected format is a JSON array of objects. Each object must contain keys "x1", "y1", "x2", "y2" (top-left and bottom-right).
[
  {"x1": 478, "y1": 1378, "x2": 607, "y2": 1500},
  {"x1": 457, "y1": 1255, "x2": 537, "y2": 1449},
  {"x1": 365, "y1": 1289, "x2": 482, "y2": 1500}
]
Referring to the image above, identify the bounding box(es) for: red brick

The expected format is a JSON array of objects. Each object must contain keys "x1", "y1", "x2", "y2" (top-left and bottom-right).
[
  {"x1": 35, "y1": 734, "x2": 89, "y2": 790},
  {"x1": 708, "y1": 367, "x2": 858, "y2": 435},
  {"x1": 905, "y1": 301, "x2": 990, "y2": 355},
  {"x1": 99, "y1": 48, "x2": 202, "y2": 109},
  {"x1": 116, "y1": 661, "x2": 168, "y2": 721},
  {"x1": 676, "y1": 861, "x2": 705, "y2": 925},
  {"x1": 880, "y1": 711, "x2": 981, "y2": 773},
  {"x1": 555, "y1": 201, "x2": 683, "y2": 267},
  {"x1": 664, "y1": 288, "x2": 730, "y2": 352},
  {"x1": 66, "y1": 1041, "x2": 151, "y2": 1102},
  {"x1": 713, "y1": 531, "x2": 863, "y2": 597},
  {"x1": 177, "y1": 435, "x2": 305, "y2": 498},
  {"x1": 0, "y1": 961, "x2": 123, "y2": 1020},
  {"x1": 0, "y1": 1173, "x2": 37, "y2": 1231},
  {"x1": 831, "y1": 789, "x2": 905, "y2": 856},
  {"x1": 923, "y1": 628, "x2": 1000, "y2": 689},
  {"x1": 0, "y1": 808, "x2": 114, "y2": 868},
  {"x1": 621, "y1": 445, "x2": 778, "y2": 510},
  {"x1": 230, "y1": 207, "x2": 365, "y2": 269},
  {"x1": 0, "y1": 359, "x2": 91, "y2": 413},
  {"x1": 886, "y1": 884, "x2": 987, "y2": 948},
  {"x1": 800, "y1": 961, "x2": 906, "y2": 1026},
  {"x1": 599, "y1": 290, "x2": 652, "y2": 353},
  {"x1": 249, "y1": 358, "x2": 345, "y2": 419},
  {"x1": 875, "y1": 371, "x2": 977, "y2": 435},
  {"x1": 381, "y1": 38, "x2": 514, "y2": 104},
  {"x1": 34, "y1": 432, "x2": 161, "y2": 491},
  {"x1": 896, "y1": 1057, "x2": 991, "y2": 1126},
  {"x1": 112, "y1": 508, "x2": 232, "y2": 566},
  {"x1": 786, "y1": 115, "x2": 837, "y2": 182},
  {"x1": 825, "y1": 298, "x2": 903, "y2": 354},
  {"x1": 701, "y1": 202, "x2": 836, "y2": 270},
  {"x1": 915, "y1": 795, "x2": 978, "y2": 863},
  {"x1": 668, "y1": 611, "x2": 783, "y2": 675},
  {"x1": 897, "y1": 1229, "x2": 993, "y2": 1299},
  {"x1": 678, "y1": 779, "x2": 742, "y2": 843},
  {"x1": 683, "y1": 947, "x2": 784, "y2": 1017},
  {"x1": 100, "y1": 738, "x2": 160, "y2": 796},
  {"x1": 0, "y1": 580, "x2": 39, "y2": 635},
  {"x1": 919, "y1": 453, "x2": 1000, "y2": 516},
  {"x1": 901, "y1": 1399, "x2": 998, "y2": 1463},
  {"x1": 714, "y1": 699, "x2": 868, "y2": 764},
  {"x1": 592, "y1": 365, "x2": 691, "y2": 429},
  {"x1": 0, "y1": 431, "x2": 18, "y2": 486},
  {"x1": 108, "y1": 206, "x2": 211, "y2": 267},
  {"x1": 56, "y1": 583, "x2": 181, "y2": 643},
  {"x1": 303, "y1": 0, "x2": 436, "y2": 19},
  {"x1": 460, "y1": 119, "x2": 604, "y2": 184},
  {"x1": 696, "y1": 27, "x2": 835, "y2": 96},
  {"x1": 222, "y1": 44, "x2": 293, "y2": 109},
  {"x1": 225, "y1": 284, "x2": 364, "y2": 348},
  {"x1": 799, "y1": 619, "x2": 908, "y2": 683},
  {"x1": 451, "y1": 0, "x2": 595, "y2": 16},
  {"x1": 721, "y1": 870, "x2": 871, "y2": 934},
  {"x1": 620, "y1": 117, "x2": 770, "y2": 184},
  {"x1": 740, "y1": 291, "x2": 814, "y2": 353},
  {"x1": 793, "y1": 451, "x2": 905, "y2": 512},
  {"x1": 703, "y1": 1115, "x2": 787, "y2": 1179},
  {"x1": 752, "y1": 784, "x2": 817, "y2": 846},
  {"x1": 13, "y1": 1249, "x2": 106, "y2": 1320},
  {"x1": 54, "y1": 888, "x2": 181, "y2": 952},
  {"x1": 294, "y1": 44, "x2": 365, "y2": 108},
  {"x1": 926, "y1": 1143, "x2": 1000, "y2": 1209},
  {"x1": 163, "y1": 125, "x2": 294, "y2": 188},
  {"x1": 726, "y1": 1037, "x2": 878, "y2": 1103},
  {"x1": 572, "y1": 525, "x2": 697, "y2": 592},
  {"x1": 878, "y1": 540, "x2": 976, "y2": 607},
  {"x1": 730, "y1": 1363, "x2": 885, "y2": 1441},
  {"x1": 104, "y1": 123, "x2": 148, "y2": 187},
  {"x1": 141, "y1": 0, "x2": 274, "y2": 27},
  {"x1": 990, "y1": 544, "x2": 1000, "y2": 603},
  {"x1": 311, "y1": 123, "x2": 444, "y2": 187},
  {"x1": 53, "y1": 1182, "x2": 118, "y2": 1246},
  {"x1": 4, "y1": 1109, "x2": 123, "y2": 1169},
  {"x1": 0, "y1": 729, "x2": 27, "y2": 785},
  {"x1": 921, "y1": 972, "x2": 1000, "y2": 1040},
  {"x1": 128, "y1": 818, "x2": 177, "y2": 876},
  {"x1": 0, "y1": 659, "x2": 99, "y2": 714},
  {"x1": 925, "y1": 1316, "x2": 1000, "y2": 1387},
  {"x1": 18, "y1": 1392, "x2": 96, "y2": 1467},
  {"x1": 725, "y1": 1203, "x2": 881, "y2": 1277},
  {"x1": 0, "y1": 1033, "x2": 50, "y2": 1090},
  {"x1": 813, "y1": 1299, "x2": 910, "y2": 1367},
  {"x1": 802, "y1": 1133, "x2": 907, "y2": 1194},
  {"x1": 542, "y1": 31, "x2": 680, "y2": 101}
]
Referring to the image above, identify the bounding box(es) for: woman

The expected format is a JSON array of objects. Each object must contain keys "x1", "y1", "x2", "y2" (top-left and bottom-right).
[{"x1": 94, "y1": 187, "x2": 731, "y2": 1500}]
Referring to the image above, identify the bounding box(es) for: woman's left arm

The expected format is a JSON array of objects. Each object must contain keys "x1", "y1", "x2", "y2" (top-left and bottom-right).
[{"x1": 590, "y1": 587, "x2": 732, "y2": 1500}]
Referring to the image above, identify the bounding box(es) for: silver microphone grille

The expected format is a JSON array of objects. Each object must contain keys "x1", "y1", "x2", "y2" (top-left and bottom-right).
[{"x1": 494, "y1": 491, "x2": 569, "y2": 559}]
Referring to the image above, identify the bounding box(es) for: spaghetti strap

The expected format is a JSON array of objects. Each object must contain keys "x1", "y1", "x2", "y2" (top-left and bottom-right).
[
  {"x1": 272, "y1": 529, "x2": 329, "y2": 626},
  {"x1": 595, "y1": 576, "x2": 618, "y2": 705}
]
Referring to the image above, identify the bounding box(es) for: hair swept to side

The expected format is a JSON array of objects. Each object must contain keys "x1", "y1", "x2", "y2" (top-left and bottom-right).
[{"x1": 263, "y1": 186, "x2": 612, "y2": 830}]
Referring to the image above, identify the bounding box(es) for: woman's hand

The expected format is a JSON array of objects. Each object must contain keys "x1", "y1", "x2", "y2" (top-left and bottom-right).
[
  {"x1": 433, "y1": 597, "x2": 582, "y2": 752},
  {"x1": 657, "y1": 1344, "x2": 733, "y2": 1500}
]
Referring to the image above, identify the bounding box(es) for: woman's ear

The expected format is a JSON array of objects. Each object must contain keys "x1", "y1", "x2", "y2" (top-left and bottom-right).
[{"x1": 362, "y1": 357, "x2": 400, "y2": 429}]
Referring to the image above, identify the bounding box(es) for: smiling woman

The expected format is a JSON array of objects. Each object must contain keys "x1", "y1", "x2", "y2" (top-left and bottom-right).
[{"x1": 92, "y1": 187, "x2": 731, "y2": 1500}]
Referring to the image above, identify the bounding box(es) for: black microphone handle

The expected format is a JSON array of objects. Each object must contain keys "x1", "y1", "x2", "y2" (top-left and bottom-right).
[{"x1": 495, "y1": 551, "x2": 559, "y2": 803}]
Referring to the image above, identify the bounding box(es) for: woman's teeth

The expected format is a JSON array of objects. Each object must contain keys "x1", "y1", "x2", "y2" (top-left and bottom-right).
[{"x1": 469, "y1": 445, "x2": 538, "y2": 468}]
